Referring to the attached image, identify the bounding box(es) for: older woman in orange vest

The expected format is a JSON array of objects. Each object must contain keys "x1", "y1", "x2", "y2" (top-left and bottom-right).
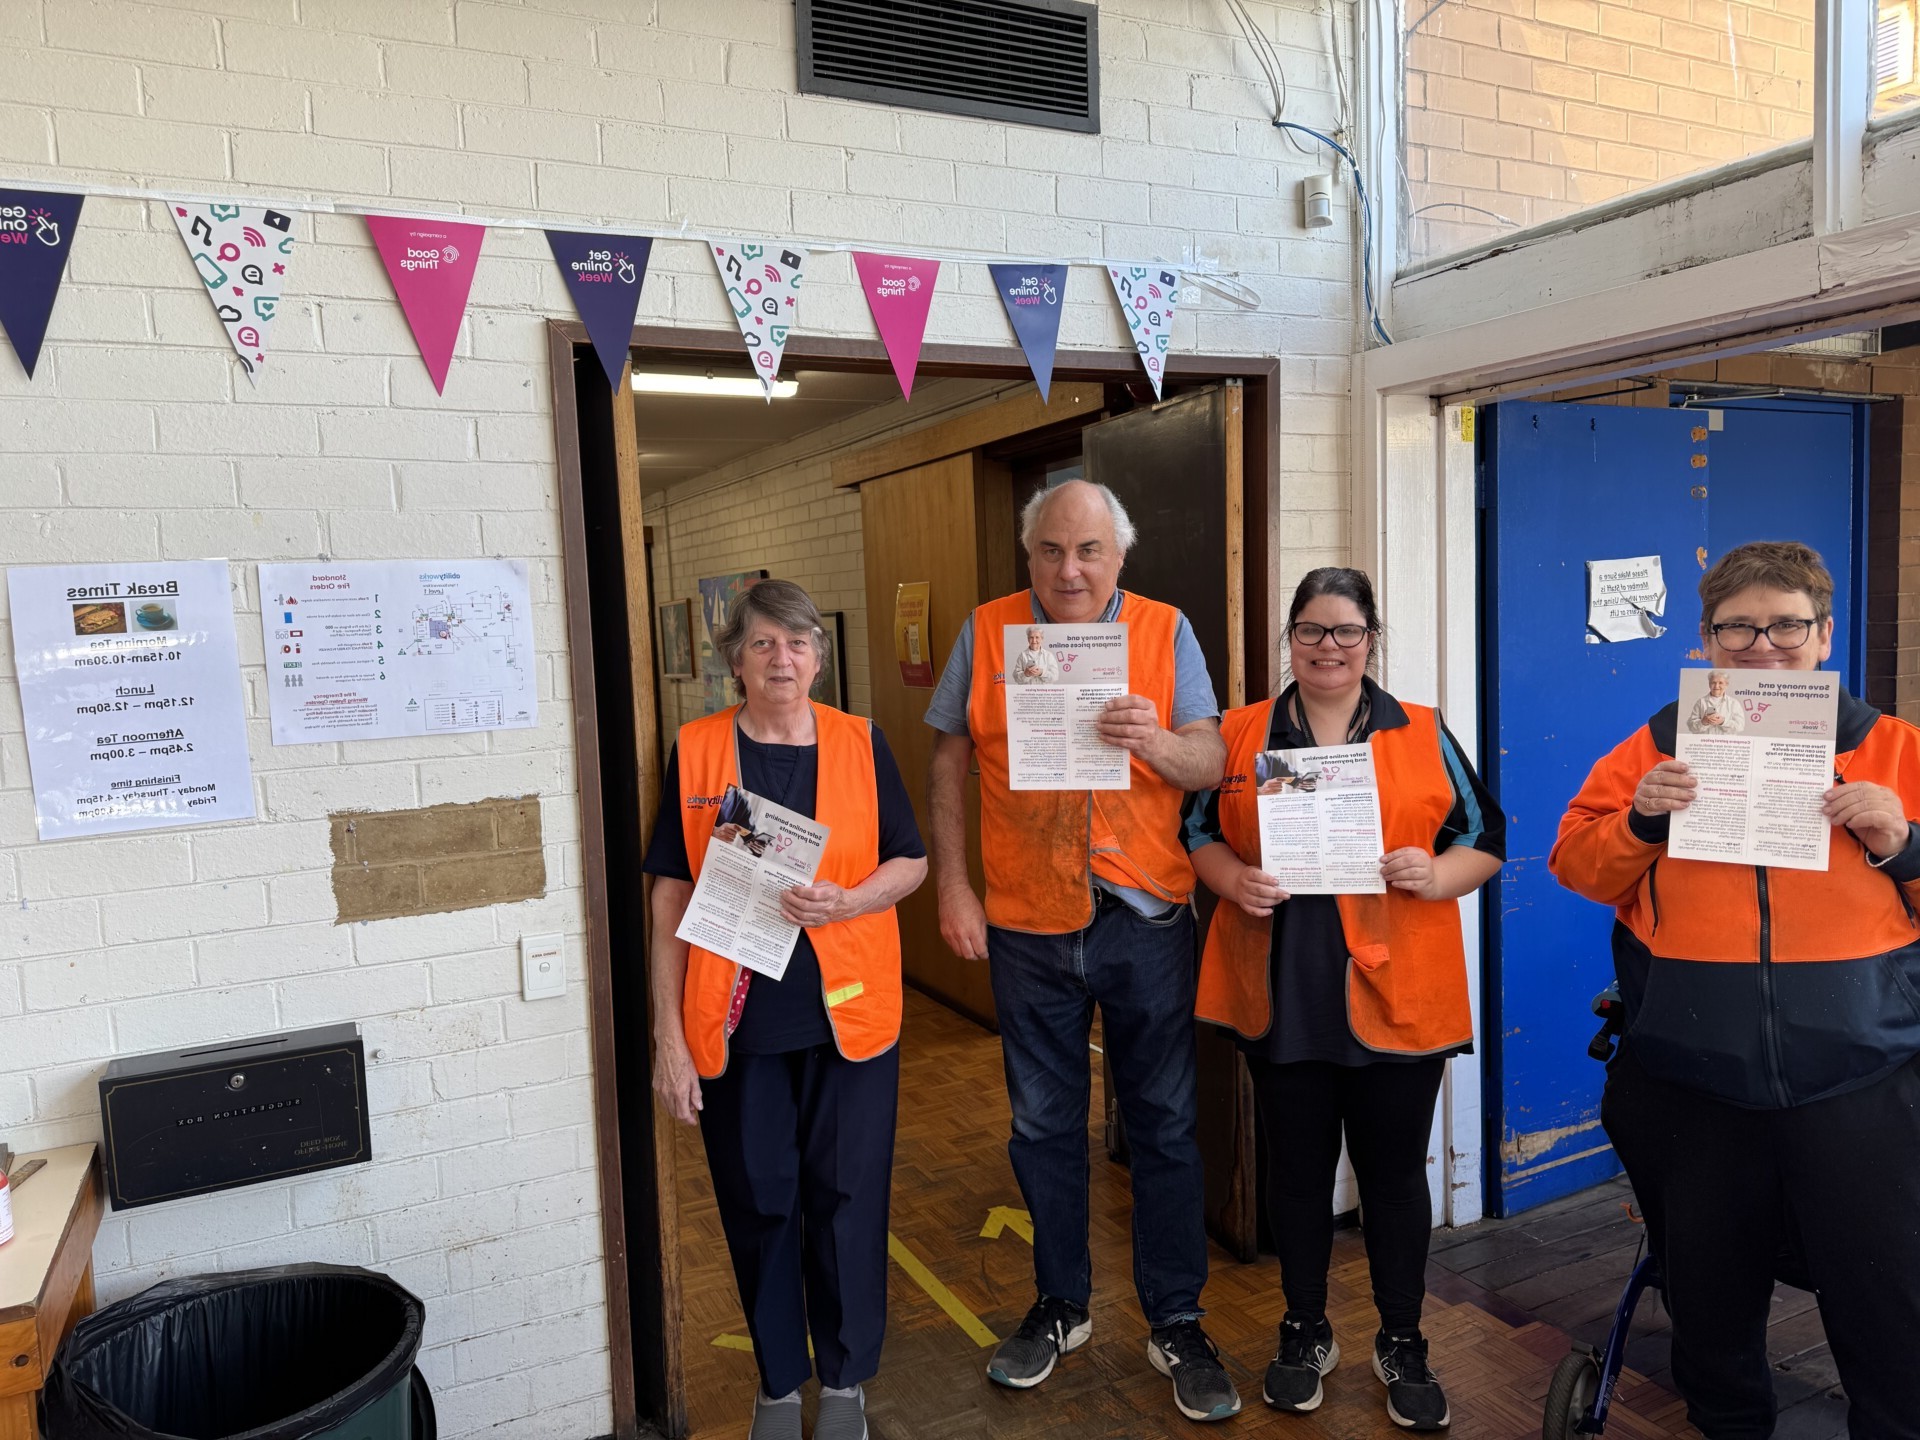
[
  {"x1": 644, "y1": 579, "x2": 927, "y2": 1440},
  {"x1": 1185, "y1": 567, "x2": 1503, "y2": 1433}
]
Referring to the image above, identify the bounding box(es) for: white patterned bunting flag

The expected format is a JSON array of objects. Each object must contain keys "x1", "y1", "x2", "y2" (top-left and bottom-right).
[
  {"x1": 1106, "y1": 264, "x2": 1180, "y2": 400},
  {"x1": 710, "y1": 239, "x2": 805, "y2": 398},
  {"x1": 167, "y1": 200, "x2": 296, "y2": 384}
]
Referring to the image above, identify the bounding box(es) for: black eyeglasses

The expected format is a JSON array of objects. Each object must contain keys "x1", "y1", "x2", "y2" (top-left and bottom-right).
[
  {"x1": 1708, "y1": 619, "x2": 1818, "y2": 651},
  {"x1": 1289, "y1": 622, "x2": 1373, "y2": 648}
]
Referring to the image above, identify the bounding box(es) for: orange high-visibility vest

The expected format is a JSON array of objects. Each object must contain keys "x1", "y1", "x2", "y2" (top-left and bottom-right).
[
  {"x1": 967, "y1": 590, "x2": 1195, "y2": 934},
  {"x1": 1195, "y1": 696, "x2": 1474, "y2": 1056},
  {"x1": 674, "y1": 703, "x2": 903, "y2": 1078}
]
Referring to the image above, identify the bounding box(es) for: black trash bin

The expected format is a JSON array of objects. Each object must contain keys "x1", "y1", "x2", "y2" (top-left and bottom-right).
[{"x1": 43, "y1": 1264, "x2": 434, "y2": 1440}]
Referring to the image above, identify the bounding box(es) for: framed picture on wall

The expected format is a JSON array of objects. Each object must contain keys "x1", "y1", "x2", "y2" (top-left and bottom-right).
[
  {"x1": 698, "y1": 570, "x2": 769, "y2": 715},
  {"x1": 657, "y1": 599, "x2": 694, "y2": 679},
  {"x1": 811, "y1": 611, "x2": 848, "y2": 710}
]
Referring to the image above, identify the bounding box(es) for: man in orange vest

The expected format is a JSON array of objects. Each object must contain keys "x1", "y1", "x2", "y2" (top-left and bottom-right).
[{"x1": 924, "y1": 479, "x2": 1238, "y2": 1422}]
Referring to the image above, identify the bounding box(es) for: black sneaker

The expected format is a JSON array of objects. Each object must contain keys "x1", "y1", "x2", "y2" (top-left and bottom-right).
[
  {"x1": 1263, "y1": 1311, "x2": 1340, "y2": 1412},
  {"x1": 1146, "y1": 1318, "x2": 1243, "y2": 1422},
  {"x1": 987, "y1": 1295, "x2": 1091, "y2": 1388},
  {"x1": 1373, "y1": 1330, "x2": 1450, "y2": 1430}
]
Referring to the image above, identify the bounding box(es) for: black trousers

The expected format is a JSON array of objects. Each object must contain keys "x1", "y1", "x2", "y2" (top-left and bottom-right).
[
  {"x1": 1246, "y1": 1055, "x2": 1446, "y2": 1333},
  {"x1": 1603, "y1": 1046, "x2": 1920, "y2": 1440},
  {"x1": 699, "y1": 1043, "x2": 900, "y2": 1398}
]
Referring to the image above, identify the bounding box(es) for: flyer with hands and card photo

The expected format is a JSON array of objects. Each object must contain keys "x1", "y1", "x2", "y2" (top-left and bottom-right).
[
  {"x1": 674, "y1": 783, "x2": 828, "y2": 980},
  {"x1": 1669, "y1": 667, "x2": 1841, "y2": 872},
  {"x1": 1253, "y1": 743, "x2": 1388, "y2": 894},
  {"x1": 1003, "y1": 621, "x2": 1130, "y2": 791}
]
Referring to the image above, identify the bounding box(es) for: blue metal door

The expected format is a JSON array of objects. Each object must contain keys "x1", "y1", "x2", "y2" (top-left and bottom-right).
[
  {"x1": 1481, "y1": 396, "x2": 1865, "y2": 1215},
  {"x1": 1692, "y1": 397, "x2": 1867, "y2": 687},
  {"x1": 1483, "y1": 403, "x2": 1708, "y2": 1214}
]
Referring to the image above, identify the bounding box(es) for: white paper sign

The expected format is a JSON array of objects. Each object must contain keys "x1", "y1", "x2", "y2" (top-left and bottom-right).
[
  {"x1": 1254, "y1": 742, "x2": 1388, "y2": 894},
  {"x1": 1586, "y1": 555, "x2": 1668, "y2": 643},
  {"x1": 8, "y1": 560, "x2": 255, "y2": 840},
  {"x1": 1669, "y1": 667, "x2": 1840, "y2": 871},
  {"x1": 257, "y1": 561, "x2": 536, "y2": 745},
  {"x1": 675, "y1": 783, "x2": 827, "y2": 979},
  {"x1": 1004, "y1": 622, "x2": 1130, "y2": 791}
]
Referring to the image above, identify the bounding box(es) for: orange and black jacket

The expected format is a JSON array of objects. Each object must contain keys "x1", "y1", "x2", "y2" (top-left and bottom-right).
[{"x1": 1550, "y1": 692, "x2": 1920, "y2": 1109}]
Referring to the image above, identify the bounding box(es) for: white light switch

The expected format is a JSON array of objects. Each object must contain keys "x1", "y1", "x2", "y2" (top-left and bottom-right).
[{"x1": 521, "y1": 933, "x2": 565, "y2": 1000}]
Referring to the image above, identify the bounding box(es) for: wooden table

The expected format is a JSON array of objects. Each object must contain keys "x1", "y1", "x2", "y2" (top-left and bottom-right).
[{"x1": 0, "y1": 1145, "x2": 102, "y2": 1440}]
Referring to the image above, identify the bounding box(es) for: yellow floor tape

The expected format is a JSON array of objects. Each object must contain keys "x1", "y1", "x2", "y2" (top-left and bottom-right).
[{"x1": 713, "y1": 1230, "x2": 1000, "y2": 1353}]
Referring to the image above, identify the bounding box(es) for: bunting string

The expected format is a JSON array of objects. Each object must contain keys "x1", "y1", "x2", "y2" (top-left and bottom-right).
[
  {"x1": 0, "y1": 171, "x2": 1260, "y2": 399},
  {"x1": 0, "y1": 174, "x2": 1260, "y2": 304}
]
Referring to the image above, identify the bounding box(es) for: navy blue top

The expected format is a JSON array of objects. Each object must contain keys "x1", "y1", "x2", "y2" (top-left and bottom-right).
[
  {"x1": 1182, "y1": 680, "x2": 1505, "y2": 1066},
  {"x1": 644, "y1": 721, "x2": 925, "y2": 1054}
]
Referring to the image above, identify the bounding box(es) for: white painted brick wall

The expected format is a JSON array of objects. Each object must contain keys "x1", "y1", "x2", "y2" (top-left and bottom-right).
[{"x1": 0, "y1": 2, "x2": 1357, "y2": 1435}]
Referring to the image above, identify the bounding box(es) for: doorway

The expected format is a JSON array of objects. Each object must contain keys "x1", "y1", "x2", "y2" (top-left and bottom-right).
[
  {"x1": 549, "y1": 322, "x2": 1279, "y2": 1438},
  {"x1": 1478, "y1": 391, "x2": 1871, "y2": 1217}
]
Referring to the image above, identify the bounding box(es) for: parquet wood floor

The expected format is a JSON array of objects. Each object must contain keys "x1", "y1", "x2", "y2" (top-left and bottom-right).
[
  {"x1": 1428, "y1": 1177, "x2": 1847, "y2": 1439},
  {"x1": 675, "y1": 992, "x2": 1699, "y2": 1439}
]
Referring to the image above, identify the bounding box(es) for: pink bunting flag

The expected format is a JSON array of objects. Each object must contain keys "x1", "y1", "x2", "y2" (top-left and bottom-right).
[
  {"x1": 710, "y1": 239, "x2": 805, "y2": 398},
  {"x1": 366, "y1": 215, "x2": 485, "y2": 394},
  {"x1": 1106, "y1": 265, "x2": 1181, "y2": 400},
  {"x1": 854, "y1": 253, "x2": 939, "y2": 400}
]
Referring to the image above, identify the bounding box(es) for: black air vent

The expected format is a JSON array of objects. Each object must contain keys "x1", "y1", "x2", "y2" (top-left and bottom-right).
[{"x1": 798, "y1": 0, "x2": 1099, "y2": 134}]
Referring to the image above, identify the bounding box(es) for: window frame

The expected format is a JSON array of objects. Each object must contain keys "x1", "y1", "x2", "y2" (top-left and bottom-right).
[{"x1": 1376, "y1": 0, "x2": 1879, "y2": 290}]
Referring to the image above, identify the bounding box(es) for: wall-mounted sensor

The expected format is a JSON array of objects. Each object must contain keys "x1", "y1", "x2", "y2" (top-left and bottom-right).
[{"x1": 1302, "y1": 173, "x2": 1333, "y2": 228}]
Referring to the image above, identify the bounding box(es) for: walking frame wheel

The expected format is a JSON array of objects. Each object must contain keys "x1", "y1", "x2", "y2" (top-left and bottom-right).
[{"x1": 1543, "y1": 1347, "x2": 1604, "y2": 1440}]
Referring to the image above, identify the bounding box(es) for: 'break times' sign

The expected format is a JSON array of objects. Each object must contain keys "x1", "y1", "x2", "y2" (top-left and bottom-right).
[{"x1": 7, "y1": 560, "x2": 254, "y2": 840}]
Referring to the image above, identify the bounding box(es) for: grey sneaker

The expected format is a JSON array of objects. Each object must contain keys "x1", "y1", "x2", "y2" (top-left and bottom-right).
[
  {"x1": 987, "y1": 1295, "x2": 1092, "y2": 1388},
  {"x1": 747, "y1": 1391, "x2": 802, "y2": 1440},
  {"x1": 816, "y1": 1384, "x2": 867, "y2": 1440},
  {"x1": 1147, "y1": 1319, "x2": 1243, "y2": 1422},
  {"x1": 1264, "y1": 1311, "x2": 1340, "y2": 1412},
  {"x1": 1374, "y1": 1330, "x2": 1450, "y2": 1430}
]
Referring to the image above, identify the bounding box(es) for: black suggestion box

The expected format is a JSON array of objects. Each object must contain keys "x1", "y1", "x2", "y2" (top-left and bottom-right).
[{"x1": 99, "y1": 1023, "x2": 372, "y2": 1210}]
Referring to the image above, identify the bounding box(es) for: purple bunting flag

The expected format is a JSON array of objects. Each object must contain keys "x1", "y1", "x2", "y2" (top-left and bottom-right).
[
  {"x1": 546, "y1": 230, "x2": 653, "y2": 392},
  {"x1": 989, "y1": 263, "x2": 1068, "y2": 403},
  {"x1": 0, "y1": 189, "x2": 84, "y2": 380}
]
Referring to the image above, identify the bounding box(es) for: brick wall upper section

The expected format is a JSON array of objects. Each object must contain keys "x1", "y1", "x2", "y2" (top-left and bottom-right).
[
  {"x1": 0, "y1": 4, "x2": 1356, "y2": 1437},
  {"x1": 1402, "y1": 0, "x2": 1814, "y2": 264}
]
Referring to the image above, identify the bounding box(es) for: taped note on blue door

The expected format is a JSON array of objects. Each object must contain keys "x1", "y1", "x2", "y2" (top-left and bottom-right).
[{"x1": 1586, "y1": 555, "x2": 1667, "y2": 644}]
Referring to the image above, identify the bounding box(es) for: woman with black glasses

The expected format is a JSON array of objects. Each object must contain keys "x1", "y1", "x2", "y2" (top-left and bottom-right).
[
  {"x1": 1552, "y1": 541, "x2": 1920, "y2": 1440},
  {"x1": 1183, "y1": 567, "x2": 1503, "y2": 1431}
]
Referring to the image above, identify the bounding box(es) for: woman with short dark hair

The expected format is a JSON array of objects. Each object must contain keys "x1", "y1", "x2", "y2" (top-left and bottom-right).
[
  {"x1": 1184, "y1": 566, "x2": 1504, "y2": 1431},
  {"x1": 644, "y1": 578, "x2": 927, "y2": 1440},
  {"x1": 1552, "y1": 540, "x2": 1920, "y2": 1440}
]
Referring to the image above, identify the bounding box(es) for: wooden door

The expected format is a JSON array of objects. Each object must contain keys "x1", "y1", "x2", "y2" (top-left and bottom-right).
[
  {"x1": 1082, "y1": 383, "x2": 1257, "y2": 1260},
  {"x1": 860, "y1": 453, "x2": 1012, "y2": 1028}
]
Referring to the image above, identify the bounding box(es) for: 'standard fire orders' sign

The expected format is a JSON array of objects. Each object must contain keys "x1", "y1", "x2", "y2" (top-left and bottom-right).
[{"x1": 7, "y1": 559, "x2": 255, "y2": 840}]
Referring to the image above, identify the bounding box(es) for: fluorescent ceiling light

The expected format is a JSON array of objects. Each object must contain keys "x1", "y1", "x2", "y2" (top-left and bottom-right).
[{"x1": 632, "y1": 372, "x2": 798, "y2": 399}]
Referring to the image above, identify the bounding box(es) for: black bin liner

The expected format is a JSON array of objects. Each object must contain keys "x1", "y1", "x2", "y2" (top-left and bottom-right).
[{"x1": 43, "y1": 1264, "x2": 426, "y2": 1440}]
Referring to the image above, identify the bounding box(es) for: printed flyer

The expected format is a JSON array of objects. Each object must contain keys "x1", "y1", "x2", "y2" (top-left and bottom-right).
[
  {"x1": 8, "y1": 559, "x2": 254, "y2": 840},
  {"x1": 258, "y1": 560, "x2": 536, "y2": 744},
  {"x1": 675, "y1": 783, "x2": 827, "y2": 980},
  {"x1": 1670, "y1": 667, "x2": 1840, "y2": 871},
  {"x1": 1253, "y1": 742, "x2": 1387, "y2": 894},
  {"x1": 1003, "y1": 622, "x2": 1129, "y2": 791}
]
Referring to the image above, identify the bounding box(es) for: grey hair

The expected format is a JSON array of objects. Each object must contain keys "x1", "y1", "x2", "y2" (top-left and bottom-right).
[
  {"x1": 1708, "y1": 669, "x2": 1732, "y2": 684},
  {"x1": 1019, "y1": 480, "x2": 1136, "y2": 556},
  {"x1": 714, "y1": 578, "x2": 825, "y2": 694}
]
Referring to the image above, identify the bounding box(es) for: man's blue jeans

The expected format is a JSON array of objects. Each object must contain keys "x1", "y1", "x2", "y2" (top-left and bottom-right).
[{"x1": 987, "y1": 892, "x2": 1209, "y2": 1327}]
